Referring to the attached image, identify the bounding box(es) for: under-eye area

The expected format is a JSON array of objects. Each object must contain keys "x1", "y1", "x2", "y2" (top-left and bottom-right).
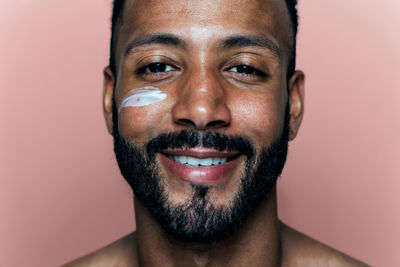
[{"x1": 118, "y1": 86, "x2": 167, "y2": 112}]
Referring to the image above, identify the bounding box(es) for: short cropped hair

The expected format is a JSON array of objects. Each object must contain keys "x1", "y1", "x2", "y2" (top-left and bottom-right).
[{"x1": 108, "y1": 0, "x2": 298, "y2": 81}]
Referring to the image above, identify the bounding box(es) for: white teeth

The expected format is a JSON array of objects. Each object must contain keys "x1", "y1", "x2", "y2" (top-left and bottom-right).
[
  {"x1": 200, "y1": 158, "x2": 213, "y2": 166},
  {"x1": 175, "y1": 156, "x2": 188, "y2": 164},
  {"x1": 171, "y1": 156, "x2": 227, "y2": 167},
  {"x1": 212, "y1": 158, "x2": 226, "y2": 165},
  {"x1": 187, "y1": 156, "x2": 198, "y2": 166}
]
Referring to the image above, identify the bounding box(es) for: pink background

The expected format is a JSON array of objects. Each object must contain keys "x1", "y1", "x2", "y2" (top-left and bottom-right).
[{"x1": 1, "y1": 0, "x2": 399, "y2": 266}]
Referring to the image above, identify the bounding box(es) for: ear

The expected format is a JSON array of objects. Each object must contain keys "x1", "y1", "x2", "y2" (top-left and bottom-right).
[
  {"x1": 103, "y1": 66, "x2": 115, "y2": 135},
  {"x1": 288, "y1": 70, "x2": 305, "y2": 140}
]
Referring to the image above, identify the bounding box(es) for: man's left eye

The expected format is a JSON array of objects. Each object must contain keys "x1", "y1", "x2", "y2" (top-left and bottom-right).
[{"x1": 229, "y1": 65, "x2": 263, "y2": 76}]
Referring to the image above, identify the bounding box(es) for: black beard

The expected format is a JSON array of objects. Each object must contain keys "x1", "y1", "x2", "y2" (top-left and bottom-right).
[{"x1": 112, "y1": 104, "x2": 289, "y2": 244}]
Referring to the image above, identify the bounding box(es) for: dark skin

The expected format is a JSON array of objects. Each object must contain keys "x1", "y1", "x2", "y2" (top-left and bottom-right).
[{"x1": 65, "y1": 0, "x2": 367, "y2": 266}]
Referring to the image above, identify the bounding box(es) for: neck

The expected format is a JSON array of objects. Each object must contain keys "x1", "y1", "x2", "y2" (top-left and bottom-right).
[{"x1": 133, "y1": 187, "x2": 281, "y2": 267}]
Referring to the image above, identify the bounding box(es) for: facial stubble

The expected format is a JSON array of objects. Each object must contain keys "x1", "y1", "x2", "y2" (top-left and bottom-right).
[{"x1": 112, "y1": 102, "x2": 289, "y2": 244}]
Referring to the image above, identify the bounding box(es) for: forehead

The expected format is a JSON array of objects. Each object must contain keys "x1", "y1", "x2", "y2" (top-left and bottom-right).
[{"x1": 117, "y1": 0, "x2": 292, "y2": 60}]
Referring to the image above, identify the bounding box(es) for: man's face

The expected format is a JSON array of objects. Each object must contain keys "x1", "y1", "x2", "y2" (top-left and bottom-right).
[{"x1": 103, "y1": 0, "x2": 304, "y2": 243}]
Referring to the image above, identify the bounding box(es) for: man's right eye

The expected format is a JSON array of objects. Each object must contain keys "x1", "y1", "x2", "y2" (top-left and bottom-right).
[{"x1": 137, "y1": 62, "x2": 175, "y2": 74}]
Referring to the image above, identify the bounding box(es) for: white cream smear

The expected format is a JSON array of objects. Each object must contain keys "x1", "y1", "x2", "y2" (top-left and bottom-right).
[{"x1": 119, "y1": 86, "x2": 167, "y2": 113}]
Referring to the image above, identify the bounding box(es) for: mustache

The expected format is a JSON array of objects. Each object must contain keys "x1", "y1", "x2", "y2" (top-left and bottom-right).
[{"x1": 145, "y1": 130, "x2": 255, "y2": 159}]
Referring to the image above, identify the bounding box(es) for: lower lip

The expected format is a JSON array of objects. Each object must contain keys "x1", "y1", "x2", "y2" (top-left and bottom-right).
[{"x1": 159, "y1": 154, "x2": 242, "y2": 183}]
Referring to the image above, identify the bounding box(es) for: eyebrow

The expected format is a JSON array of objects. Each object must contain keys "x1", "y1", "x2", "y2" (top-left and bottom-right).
[
  {"x1": 220, "y1": 35, "x2": 282, "y2": 60},
  {"x1": 124, "y1": 33, "x2": 282, "y2": 60},
  {"x1": 124, "y1": 33, "x2": 188, "y2": 57}
]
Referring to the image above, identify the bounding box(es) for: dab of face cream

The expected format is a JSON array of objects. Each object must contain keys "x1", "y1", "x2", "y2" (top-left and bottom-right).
[{"x1": 119, "y1": 86, "x2": 167, "y2": 113}]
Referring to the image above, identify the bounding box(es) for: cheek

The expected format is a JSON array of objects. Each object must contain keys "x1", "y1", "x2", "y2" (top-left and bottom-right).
[
  {"x1": 118, "y1": 102, "x2": 170, "y2": 144},
  {"x1": 231, "y1": 91, "x2": 286, "y2": 146},
  {"x1": 116, "y1": 86, "x2": 170, "y2": 143}
]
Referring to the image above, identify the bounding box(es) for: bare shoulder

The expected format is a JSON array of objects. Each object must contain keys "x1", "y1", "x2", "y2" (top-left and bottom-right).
[
  {"x1": 63, "y1": 232, "x2": 138, "y2": 267},
  {"x1": 280, "y1": 222, "x2": 369, "y2": 267}
]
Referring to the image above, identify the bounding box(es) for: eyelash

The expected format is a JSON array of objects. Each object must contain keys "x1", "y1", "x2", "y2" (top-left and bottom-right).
[
  {"x1": 226, "y1": 64, "x2": 267, "y2": 78},
  {"x1": 135, "y1": 62, "x2": 177, "y2": 75},
  {"x1": 135, "y1": 62, "x2": 267, "y2": 79}
]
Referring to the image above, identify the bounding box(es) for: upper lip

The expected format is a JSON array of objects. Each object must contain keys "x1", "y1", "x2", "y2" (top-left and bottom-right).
[{"x1": 160, "y1": 148, "x2": 241, "y2": 159}]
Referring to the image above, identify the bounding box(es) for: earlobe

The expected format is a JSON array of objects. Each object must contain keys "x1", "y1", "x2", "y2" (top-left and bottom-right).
[
  {"x1": 288, "y1": 70, "x2": 305, "y2": 140},
  {"x1": 103, "y1": 66, "x2": 115, "y2": 135}
]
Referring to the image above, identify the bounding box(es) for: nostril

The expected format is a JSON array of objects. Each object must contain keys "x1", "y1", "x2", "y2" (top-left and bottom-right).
[
  {"x1": 172, "y1": 99, "x2": 231, "y2": 129},
  {"x1": 177, "y1": 118, "x2": 196, "y2": 127},
  {"x1": 206, "y1": 120, "x2": 228, "y2": 128}
]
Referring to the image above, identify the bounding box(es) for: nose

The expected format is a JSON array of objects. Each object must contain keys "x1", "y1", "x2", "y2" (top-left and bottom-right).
[{"x1": 171, "y1": 69, "x2": 231, "y2": 130}]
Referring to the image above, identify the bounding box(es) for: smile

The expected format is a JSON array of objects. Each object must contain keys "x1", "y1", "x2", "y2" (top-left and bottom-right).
[
  {"x1": 159, "y1": 149, "x2": 242, "y2": 183},
  {"x1": 167, "y1": 156, "x2": 227, "y2": 167}
]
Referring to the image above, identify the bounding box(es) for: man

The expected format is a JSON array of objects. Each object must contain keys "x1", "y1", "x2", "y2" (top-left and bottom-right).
[{"x1": 66, "y1": 0, "x2": 367, "y2": 266}]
